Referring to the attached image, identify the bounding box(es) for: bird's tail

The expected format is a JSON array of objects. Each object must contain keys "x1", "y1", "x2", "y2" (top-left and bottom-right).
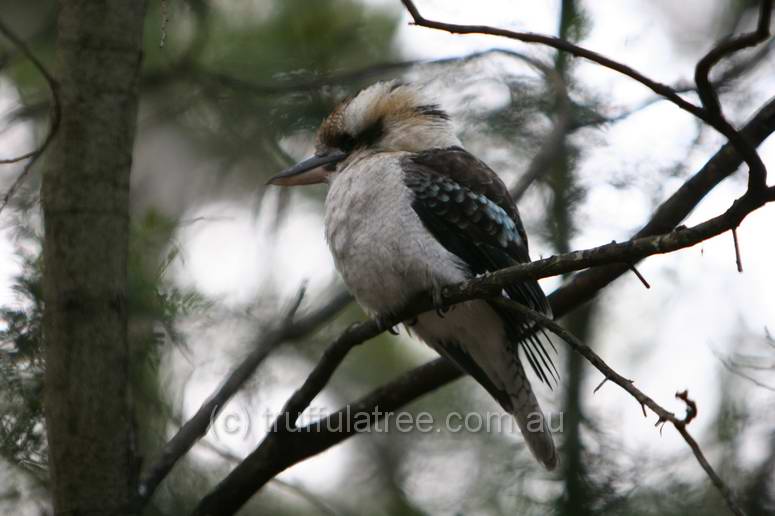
[
  {"x1": 413, "y1": 304, "x2": 557, "y2": 470},
  {"x1": 506, "y1": 367, "x2": 557, "y2": 470}
]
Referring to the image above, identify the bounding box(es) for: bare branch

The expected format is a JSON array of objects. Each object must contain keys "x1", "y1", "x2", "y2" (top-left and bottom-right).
[
  {"x1": 133, "y1": 286, "x2": 349, "y2": 510},
  {"x1": 551, "y1": 96, "x2": 775, "y2": 316},
  {"x1": 399, "y1": 0, "x2": 771, "y2": 196},
  {"x1": 732, "y1": 228, "x2": 744, "y2": 272},
  {"x1": 398, "y1": 0, "x2": 707, "y2": 122},
  {"x1": 695, "y1": 1, "x2": 773, "y2": 119},
  {"x1": 694, "y1": 0, "x2": 773, "y2": 192},
  {"x1": 189, "y1": 93, "x2": 775, "y2": 516},
  {"x1": 627, "y1": 263, "x2": 651, "y2": 289},
  {"x1": 0, "y1": 18, "x2": 61, "y2": 214},
  {"x1": 497, "y1": 298, "x2": 743, "y2": 516},
  {"x1": 183, "y1": 7, "x2": 775, "y2": 512}
]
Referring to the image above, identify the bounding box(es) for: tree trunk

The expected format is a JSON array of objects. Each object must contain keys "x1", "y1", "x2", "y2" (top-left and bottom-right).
[
  {"x1": 42, "y1": 1, "x2": 146, "y2": 514},
  {"x1": 549, "y1": 2, "x2": 599, "y2": 514}
]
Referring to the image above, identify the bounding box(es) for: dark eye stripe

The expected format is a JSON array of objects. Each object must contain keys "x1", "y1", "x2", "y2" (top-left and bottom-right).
[
  {"x1": 327, "y1": 117, "x2": 384, "y2": 153},
  {"x1": 415, "y1": 104, "x2": 450, "y2": 120}
]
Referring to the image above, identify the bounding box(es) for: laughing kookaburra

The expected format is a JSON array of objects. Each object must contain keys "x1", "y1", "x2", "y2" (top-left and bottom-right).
[{"x1": 268, "y1": 81, "x2": 557, "y2": 470}]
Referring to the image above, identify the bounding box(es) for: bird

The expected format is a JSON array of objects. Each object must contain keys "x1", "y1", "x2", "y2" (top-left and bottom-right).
[{"x1": 268, "y1": 81, "x2": 558, "y2": 470}]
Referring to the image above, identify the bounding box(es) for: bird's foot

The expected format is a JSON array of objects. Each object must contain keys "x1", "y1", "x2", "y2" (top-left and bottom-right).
[
  {"x1": 374, "y1": 313, "x2": 400, "y2": 335},
  {"x1": 432, "y1": 285, "x2": 450, "y2": 318}
]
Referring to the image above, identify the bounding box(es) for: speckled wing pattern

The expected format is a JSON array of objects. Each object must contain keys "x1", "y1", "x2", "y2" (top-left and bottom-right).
[{"x1": 402, "y1": 146, "x2": 557, "y2": 385}]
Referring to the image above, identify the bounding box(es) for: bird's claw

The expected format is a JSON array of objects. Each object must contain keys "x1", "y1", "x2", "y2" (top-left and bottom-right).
[
  {"x1": 432, "y1": 285, "x2": 450, "y2": 318},
  {"x1": 375, "y1": 314, "x2": 399, "y2": 335}
]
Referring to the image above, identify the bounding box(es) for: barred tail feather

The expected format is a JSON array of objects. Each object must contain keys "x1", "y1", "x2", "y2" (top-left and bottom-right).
[
  {"x1": 413, "y1": 303, "x2": 557, "y2": 470},
  {"x1": 508, "y1": 383, "x2": 557, "y2": 470}
]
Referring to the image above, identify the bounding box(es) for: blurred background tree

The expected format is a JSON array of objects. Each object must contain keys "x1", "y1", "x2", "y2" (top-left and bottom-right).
[{"x1": 1, "y1": 0, "x2": 774, "y2": 515}]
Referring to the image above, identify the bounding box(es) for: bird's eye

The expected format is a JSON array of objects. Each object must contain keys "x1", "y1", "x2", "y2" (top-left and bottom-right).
[
  {"x1": 333, "y1": 133, "x2": 356, "y2": 153},
  {"x1": 326, "y1": 118, "x2": 383, "y2": 154}
]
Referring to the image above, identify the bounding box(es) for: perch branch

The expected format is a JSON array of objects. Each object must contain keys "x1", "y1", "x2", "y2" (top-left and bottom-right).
[
  {"x1": 187, "y1": 7, "x2": 775, "y2": 513},
  {"x1": 188, "y1": 76, "x2": 775, "y2": 516},
  {"x1": 191, "y1": 170, "x2": 773, "y2": 515}
]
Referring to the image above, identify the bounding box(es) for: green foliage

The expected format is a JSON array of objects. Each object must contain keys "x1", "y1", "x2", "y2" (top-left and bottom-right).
[
  {"x1": 0, "y1": 210, "x2": 211, "y2": 476},
  {"x1": 0, "y1": 249, "x2": 45, "y2": 473},
  {"x1": 201, "y1": 0, "x2": 398, "y2": 82},
  {"x1": 128, "y1": 209, "x2": 210, "y2": 360},
  {"x1": 142, "y1": 0, "x2": 400, "y2": 163}
]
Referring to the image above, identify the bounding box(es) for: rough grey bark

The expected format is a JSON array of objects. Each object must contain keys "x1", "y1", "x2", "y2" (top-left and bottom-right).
[{"x1": 42, "y1": 1, "x2": 146, "y2": 514}]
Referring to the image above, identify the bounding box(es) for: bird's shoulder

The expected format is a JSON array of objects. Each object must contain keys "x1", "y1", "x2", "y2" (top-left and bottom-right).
[
  {"x1": 400, "y1": 146, "x2": 529, "y2": 255},
  {"x1": 401, "y1": 146, "x2": 519, "y2": 222}
]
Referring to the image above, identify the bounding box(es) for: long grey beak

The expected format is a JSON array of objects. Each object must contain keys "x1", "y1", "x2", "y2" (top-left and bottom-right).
[{"x1": 266, "y1": 151, "x2": 348, "y2": 186}]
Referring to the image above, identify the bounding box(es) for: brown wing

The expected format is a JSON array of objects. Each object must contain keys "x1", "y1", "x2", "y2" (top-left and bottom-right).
[
  {"x1": 403, "y1": 146, "x2": 557, "y2": 384},
  {"x1": 409, "y1": 146, "x2": 530, "y2": 254}
]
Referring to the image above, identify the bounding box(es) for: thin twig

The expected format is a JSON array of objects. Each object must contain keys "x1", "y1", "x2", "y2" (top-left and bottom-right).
[
  {"x1": 713, "y1": 350, "x2": 775, "y2": 391},
  {"x1": 0, "y1": 18, "x2": 61, "y2": 214},
  {"x1": 675, "y1": 390, "x2": 698, "y2": 424},
  {"x1": 693, "y1": 0, "x2": 773, "y2": 192},
  {"x1": 399, "y1": 0, "x2": 771, "y2": 195},
  {"x1": 732, "y1": 228, "x2": 743, "y2": 272},
  {"x1": 695, "y1": 0, "x2": 773, "y2": 120},
  {"x1": 399, "y1": 1, "x2": 707, "y2": 122},
  {"x1": 593, "y1": 377, "x2": 608, "y2": 393},
  {"x1": 627, "y1": 263, "x2": 651, "y2": 289},
  {"x1": 492, "y1": 298, "x2": 745, "y2": 516}
]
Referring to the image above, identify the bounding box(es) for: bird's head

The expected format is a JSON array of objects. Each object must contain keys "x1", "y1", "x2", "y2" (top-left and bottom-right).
[{"x1": 268, "y1": 81, "x2": 459, "y2": 186}]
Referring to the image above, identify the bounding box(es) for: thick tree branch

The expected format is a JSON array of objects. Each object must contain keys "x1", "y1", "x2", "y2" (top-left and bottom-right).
[{"x1": 133, "y1": 287, "x2": 350, "y2": 510}]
